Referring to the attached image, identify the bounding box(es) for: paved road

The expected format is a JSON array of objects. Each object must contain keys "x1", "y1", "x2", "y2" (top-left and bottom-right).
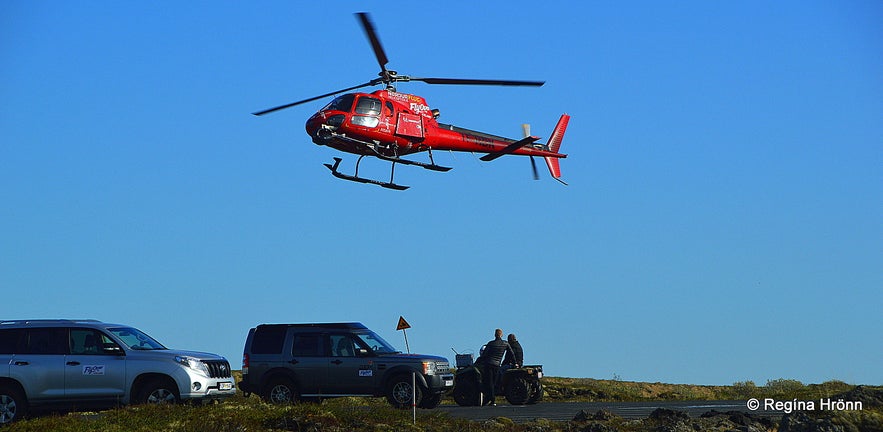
[{"x1": 436, "y1": 400, "x2": 781, "y2": 423}]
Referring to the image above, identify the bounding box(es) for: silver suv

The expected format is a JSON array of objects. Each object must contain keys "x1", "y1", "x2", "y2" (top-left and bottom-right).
[{"x1": 0, "y1": 319, "x2": 235, "y2": 424}]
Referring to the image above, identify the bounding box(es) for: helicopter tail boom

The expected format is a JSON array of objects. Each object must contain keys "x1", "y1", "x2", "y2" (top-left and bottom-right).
[{"x1": 544, "y1": 114, "x2": 570, "y2": 184}]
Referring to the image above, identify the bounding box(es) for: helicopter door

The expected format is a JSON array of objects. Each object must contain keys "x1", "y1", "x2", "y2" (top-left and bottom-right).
[{"x1": 395, "y1": 112, "x2": 424, "y2": 138}]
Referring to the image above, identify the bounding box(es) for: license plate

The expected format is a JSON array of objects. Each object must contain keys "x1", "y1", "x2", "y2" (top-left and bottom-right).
[{"x1": 219, "y1": 382, "x2": 233, "y2": 391}]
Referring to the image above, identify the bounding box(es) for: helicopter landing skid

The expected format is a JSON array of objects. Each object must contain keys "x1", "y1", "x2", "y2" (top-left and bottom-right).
[
  {"x1": 323, "y1": 157, "x2": 409, "y2": 190},
  {"x1": 372, "y1": 152, "x2": 452, "y2": 172},
  {"x1": 325, "y1": 130, "x2": 453, "y2": 173}
]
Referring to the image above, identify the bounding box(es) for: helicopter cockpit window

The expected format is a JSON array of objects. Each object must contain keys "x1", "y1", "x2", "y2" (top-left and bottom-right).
[
  {"x1": 322, "y1": 94, "x2": 356, "y2": 113},
  {"x1": 355, "y1": 97, "x2": 382, "y2": 116}
]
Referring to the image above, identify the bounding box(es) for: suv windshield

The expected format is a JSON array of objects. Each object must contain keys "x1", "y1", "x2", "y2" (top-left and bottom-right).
[
  {"x1": 108, "y1": 327, "x2": 167, "y2": 350},
  {"x1": 355, "y1": 330, "x2": 398, "y2": 354}
]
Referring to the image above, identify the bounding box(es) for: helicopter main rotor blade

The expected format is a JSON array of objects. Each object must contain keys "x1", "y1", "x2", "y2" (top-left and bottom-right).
[
  {"x1": 411, "y1": 77, "x2": 545, "y2": 87},
  {"x1": 253, "y1": 14, "x2": 546, "y2": 119},
  {"x1": 356, "y1": 12, "x2": 390, "y2": 78},
  {"x1": 252, "y1": 80, "x2": 380, "y2": 116}
]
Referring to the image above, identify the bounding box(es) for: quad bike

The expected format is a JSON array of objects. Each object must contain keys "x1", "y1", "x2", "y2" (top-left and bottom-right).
[{"x1": 450, "y1": 353, "x2": 544, "y2": 406}]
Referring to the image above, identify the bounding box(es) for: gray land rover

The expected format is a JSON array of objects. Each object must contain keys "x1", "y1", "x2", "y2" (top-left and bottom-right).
[
  {"x1": 0, "y1": 319, "x2": 235, "y2": 424},
  {"x1": 239, "y1": 322, "x2": 453, "y2": 408}
]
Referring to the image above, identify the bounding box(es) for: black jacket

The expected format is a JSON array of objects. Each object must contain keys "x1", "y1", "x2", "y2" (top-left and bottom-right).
[
  {"x1": 478, "y1": 337, "x2": 513, "y2": 367},
  {"x1": 503, "y1": 339, "x2": 523, "y2": 367}
]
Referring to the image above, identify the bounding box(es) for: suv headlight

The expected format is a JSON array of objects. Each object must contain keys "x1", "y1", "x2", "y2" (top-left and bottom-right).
[{"x1": 175, "y1": 356, "x2": 210, "y2": 377}]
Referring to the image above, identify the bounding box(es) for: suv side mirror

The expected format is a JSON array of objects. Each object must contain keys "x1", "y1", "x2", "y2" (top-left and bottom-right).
[
  {"x1": 356, "y1": 348, "x2": 370, "y2": 357},
  {"x1": 103, "y1": 344, "x2": 125, "y2": 356}
]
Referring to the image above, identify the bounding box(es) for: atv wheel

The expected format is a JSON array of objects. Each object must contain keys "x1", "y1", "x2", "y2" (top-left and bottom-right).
[
  {"x1": 419, "y1": 392, "x2": 443, "y2": 409},
  {"x1": 504, "y1": 377, "x2": 530, "y2": 405},
  {"x1": 527, "y1": 381, "x2": 543, "y2": 404},
  {"x1": 452, "y1": 379, "x2": 481, "y2": 406}
]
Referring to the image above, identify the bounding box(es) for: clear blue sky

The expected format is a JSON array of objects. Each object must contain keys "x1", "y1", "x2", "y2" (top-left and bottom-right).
[{"x1": 2, "y1": 1, "x2": 880, "y2": 386}]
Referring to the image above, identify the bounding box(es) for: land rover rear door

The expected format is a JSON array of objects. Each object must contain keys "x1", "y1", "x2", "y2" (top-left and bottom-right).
[{"x1": 285, "y1": 331, "x2": 324, "y2": 396}]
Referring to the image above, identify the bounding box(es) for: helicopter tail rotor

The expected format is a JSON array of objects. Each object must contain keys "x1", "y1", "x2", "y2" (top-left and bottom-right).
[{"x1": 523, "y1": 124, "x2": 540, "y2": 180}]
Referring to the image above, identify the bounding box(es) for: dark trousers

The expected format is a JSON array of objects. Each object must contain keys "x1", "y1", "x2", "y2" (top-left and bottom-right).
[{"x1": 481, "y1": 364, "x2": 500, "y2": 404}]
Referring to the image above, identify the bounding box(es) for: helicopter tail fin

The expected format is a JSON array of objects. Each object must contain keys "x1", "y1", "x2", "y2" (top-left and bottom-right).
[{"x1": 544, "y1": 114, "x2": 570, "y2": 184}]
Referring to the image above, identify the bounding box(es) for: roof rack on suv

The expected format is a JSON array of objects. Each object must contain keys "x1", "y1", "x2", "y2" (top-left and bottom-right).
[
  {"x1": 0, "y1": 319, "x2": 102, "y2": 325},
  {"x1": 255, "y1": 322, "x2": 368, "y2": 329}
]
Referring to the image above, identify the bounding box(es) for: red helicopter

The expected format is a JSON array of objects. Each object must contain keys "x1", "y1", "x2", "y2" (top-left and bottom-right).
[{"x1": 253, "y1": 13, "x2": 569, "y2": 190}]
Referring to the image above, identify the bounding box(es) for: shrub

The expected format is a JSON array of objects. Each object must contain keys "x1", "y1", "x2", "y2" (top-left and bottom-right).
[
  {"x1": 765, "y1": 378, "x2": 805, "y2": 397},
  {"x1": 732, "y1": 380, "x2": 758, "y2": 398}
]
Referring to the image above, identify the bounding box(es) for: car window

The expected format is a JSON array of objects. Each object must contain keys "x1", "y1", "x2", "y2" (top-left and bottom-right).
[
  {"x1": 70, "y1": 328, "x2": 123, "y2": 355},
  {"x1": 291, "y1": 333, "x2": 322, "y2": 357},
  {"x1": 252, "y1": 326, "x2": 286, "y2": 354},
  {"x1": 107, "y1": 327, "x2": 166, "y2": 350},
  {"x1": 23, "y1": 328, "x2": 68, "y2": 354},
  {"x1": 355, "y1": 330, "x2": 398, "y2": 354},
  {"x1": 329, "y1": 334, "x2": 358, "y2": 357},
  {"x1": 0, "y1": 329, "x2": 23, "y2": 354}
]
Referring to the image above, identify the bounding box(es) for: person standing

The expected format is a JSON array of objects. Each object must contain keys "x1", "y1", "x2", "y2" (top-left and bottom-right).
[{"x1": 476, "y1": 328, "x2": 513, "y2": 406}]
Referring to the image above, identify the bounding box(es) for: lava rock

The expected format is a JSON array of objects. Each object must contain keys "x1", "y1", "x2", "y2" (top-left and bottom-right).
[
  {"x1": 779, "y1": 412, "x2": 845, "y2": 432},
  {"x1": 649, "y1": 408, "x2": 690, "y2": 423}
]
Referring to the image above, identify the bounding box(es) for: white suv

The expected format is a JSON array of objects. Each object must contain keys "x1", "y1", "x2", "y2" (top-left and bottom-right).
[{"x1": 0, "y1": 319, "x2": 235, "y2": 423}]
